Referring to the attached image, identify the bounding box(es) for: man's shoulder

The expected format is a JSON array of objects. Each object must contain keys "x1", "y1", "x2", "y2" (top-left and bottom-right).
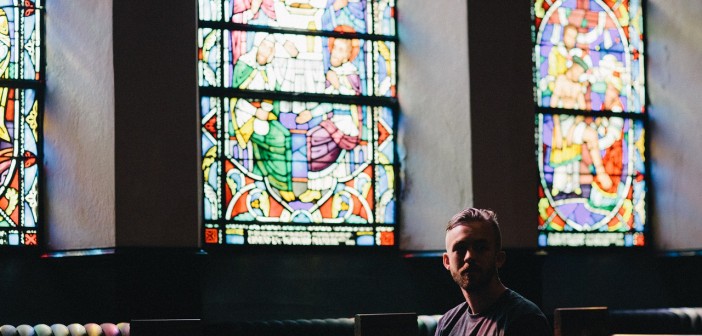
[
  {"x1": 501, "y1": 290, "x2": 551, "y2": 336},
  {"x1": 435, "y1": 302, "x2": 469, "y2": 335},
  {"x1": 440, "y1": 301, "x2": 469, "y2": 323},
  {"x1": 501, "y1": 289, "x2": 546, "y2": 316}
]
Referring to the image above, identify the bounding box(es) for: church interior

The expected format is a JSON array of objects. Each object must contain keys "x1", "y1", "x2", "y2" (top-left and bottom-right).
[{"x1": 2, "y1": 1, "x2": 702, "y2": 335}]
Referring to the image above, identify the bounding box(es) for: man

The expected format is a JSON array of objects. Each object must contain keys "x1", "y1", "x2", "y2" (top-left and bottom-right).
[{"x1": 435, "y1": 208, "x2": 551, "y2": 336}]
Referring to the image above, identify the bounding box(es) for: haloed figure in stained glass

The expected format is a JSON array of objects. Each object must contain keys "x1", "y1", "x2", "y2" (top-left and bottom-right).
[
  {"x1": 296, "y1": 26, "x2": 363, "y2": 203},
  {"x1": 231, "y1": 32, "x2": 296, "y2": 202},
  {"x1": 324, "y1": 29, "x2": 362, "y2": 96}
]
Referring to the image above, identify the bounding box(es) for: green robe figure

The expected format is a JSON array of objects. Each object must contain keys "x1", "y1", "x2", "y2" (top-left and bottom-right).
[{"x1": 231, "y1": 33, "x2": 296, "y2": 202}]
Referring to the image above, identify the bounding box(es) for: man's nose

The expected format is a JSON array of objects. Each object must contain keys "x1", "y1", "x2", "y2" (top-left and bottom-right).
[{"x1": 463, "y1": 249, "x2": 473, "y2": 262}]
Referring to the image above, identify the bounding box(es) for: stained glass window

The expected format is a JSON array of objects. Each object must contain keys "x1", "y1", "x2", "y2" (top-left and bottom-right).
[
  {"x1": 0, "y1": 0, "x2": 42, "y2": 247},
  {"x1": 199, "y1": 0, "x2": 397, "y2": 247},
  {"x1": 533, "y1": 0, "x2": 647, "y2": 247}
]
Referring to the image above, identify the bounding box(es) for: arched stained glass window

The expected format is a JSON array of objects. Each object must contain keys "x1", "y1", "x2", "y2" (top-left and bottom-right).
[
  {"x1": 532, "y1": 0, "x2": 647, "y2": 247},
  {"x1": 199, "y1": 0, "x2": 397, "y2": 247},
  {"x1": 0, "y1": 0, "x2": 42, "y2": 247}
]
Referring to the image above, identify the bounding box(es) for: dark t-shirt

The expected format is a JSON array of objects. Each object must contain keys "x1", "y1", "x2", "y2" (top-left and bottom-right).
[{"x1": 435, "y1": 289, "x2": 551, "y2": 336}]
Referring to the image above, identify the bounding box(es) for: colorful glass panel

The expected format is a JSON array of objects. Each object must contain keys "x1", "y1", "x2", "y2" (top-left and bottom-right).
[
  {"x1": 0, "y1": 0, "x2": 42, "y2": 247},
  {"x1": 533, "y1": 0, "x2": 645, "y2": 113},
  {"x1": 533, "y1": 0, "x2": 647, "y2": 248},
  {"x1": 0, "y1": 1, "x2": 42, "y2": 81},
  {"x1": 199, "y1": 91, "x2": 397, "y2": 245},
  {"x1": 200, "y1": 0, "x2": 397, "y2": 247},
  {"x1": 224, "y1": 30, "x2": 372, "y2": 94},
  {"x1": 201, "y1": 96, "x2": 394, "y2": 222},
  {"x1": 221, "y1": 0, "x2": 372, "y2": 34},
  {"x1": 373, "y1": 40, "x2": 395, "y2": 97},
  {"x1": 198, "y1": 28, "x2": 397, "y2": 97},
  {"x1": 537, "y1": 114, "x2": 646, "y2": 247},
  {"x1": 372, "y1": 0, "x2": 395, "y2": 36},
  {"x1": 202, "y1": 96, "x2": 222, "y2": 221},
  {"x1": 199, "y1": 0, "x2": 223, "y2": 21},
  {"x1": 198, "y1": 28, "x2": 222, "y2": 87}
]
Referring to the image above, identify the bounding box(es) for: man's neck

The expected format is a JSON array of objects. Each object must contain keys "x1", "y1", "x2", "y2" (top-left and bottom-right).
[{"x1": 462, "y1": 280, "x2": 507, "y2": 314}]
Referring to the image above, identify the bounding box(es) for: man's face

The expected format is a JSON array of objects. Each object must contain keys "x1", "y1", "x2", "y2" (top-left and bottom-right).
[
  {"x1": 443, "y1": 221, "x2": 505, "y2": 293},
  {"x1": 256, "y1": 40, "x2": 275, "y2": 65}
]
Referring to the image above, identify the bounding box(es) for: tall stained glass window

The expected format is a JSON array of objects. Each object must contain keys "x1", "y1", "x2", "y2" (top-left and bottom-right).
[
  {"x1": 0, "y1": 1, "x2": 42, "y2": 247},
  {"x1": 533, "y1": 0, "x2": 647, "y2": 247},
  {"x1": 199, "y1": 0, "x2": 397, "y2": 247}
]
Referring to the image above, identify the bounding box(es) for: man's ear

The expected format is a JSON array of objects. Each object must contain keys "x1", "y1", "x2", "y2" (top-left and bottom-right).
[
  {"x1": 442, "y1": 252, "x2": 451, "y2": 271},
  {"x1": 496, "y1": 250, "x2": 506, "y2": 269}
]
